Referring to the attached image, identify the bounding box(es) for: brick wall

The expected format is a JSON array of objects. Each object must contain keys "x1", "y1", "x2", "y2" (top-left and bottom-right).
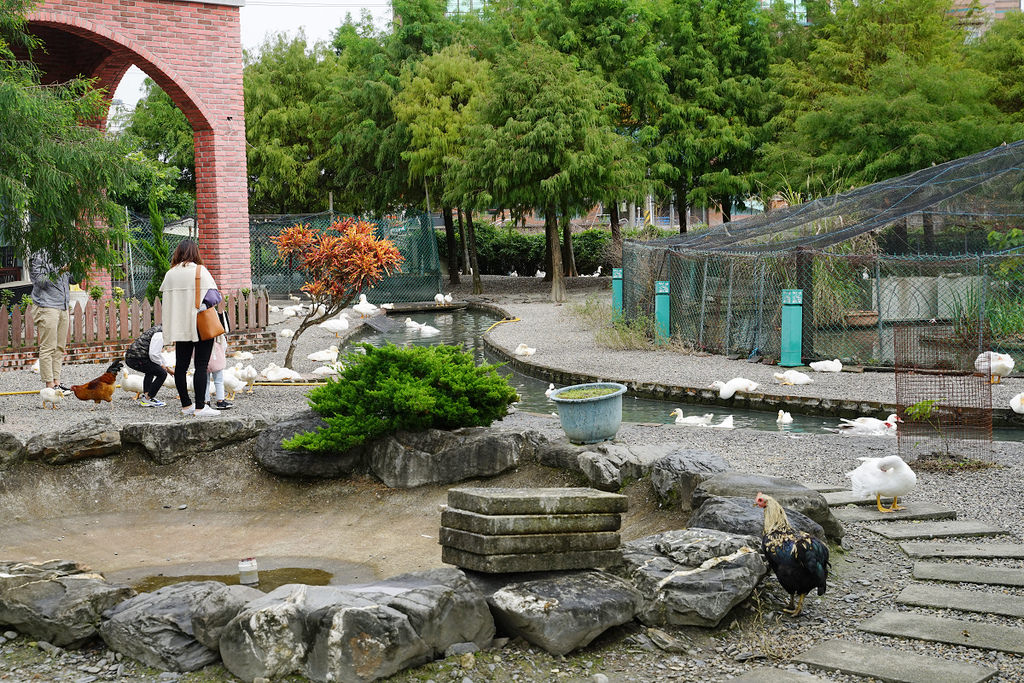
[{"x1": 26, "y1": 1, "x2": 251, "y2": 290}]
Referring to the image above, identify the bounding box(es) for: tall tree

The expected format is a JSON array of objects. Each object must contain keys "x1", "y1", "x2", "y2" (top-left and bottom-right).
[
  {"x1": 970, "y1": 11, "x2": 1024, "y2": 123},
  {"x1": 0, "y1": 0, "x2": 142, "y2": 271}
]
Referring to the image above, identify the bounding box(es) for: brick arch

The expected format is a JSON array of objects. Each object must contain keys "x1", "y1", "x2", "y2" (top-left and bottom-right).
[{"x1": 25, "y1": 0, "x2": 251, "y2": 291}]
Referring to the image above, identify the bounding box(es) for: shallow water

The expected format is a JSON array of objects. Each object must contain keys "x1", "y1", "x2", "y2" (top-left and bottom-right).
[
  {"x1": 133, "y1": 567, "x2": 333, "y2": 593},
  {"x1": 345, "y1": 309, "x2": 1019, "y2": 440}
]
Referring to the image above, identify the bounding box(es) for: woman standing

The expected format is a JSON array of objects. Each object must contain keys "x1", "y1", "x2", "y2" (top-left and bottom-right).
[{"x1": 160, "y1": 240, "x2": 221, "y2": 417}]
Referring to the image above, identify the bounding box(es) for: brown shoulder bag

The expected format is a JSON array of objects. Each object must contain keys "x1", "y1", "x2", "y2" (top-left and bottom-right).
[{"x1": 195, "y1": 266, "x2": 225, "y2": 341}]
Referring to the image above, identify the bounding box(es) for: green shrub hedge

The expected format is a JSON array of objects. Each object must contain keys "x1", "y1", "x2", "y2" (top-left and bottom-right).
[{"x1": 285, "y1": 343, "x2": 519, "y2": 454}]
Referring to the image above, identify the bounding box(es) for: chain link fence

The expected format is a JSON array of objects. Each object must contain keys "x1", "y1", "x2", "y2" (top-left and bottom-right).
[{"x1": 123, "y1": 211, "x2": 441, "y2": 303}]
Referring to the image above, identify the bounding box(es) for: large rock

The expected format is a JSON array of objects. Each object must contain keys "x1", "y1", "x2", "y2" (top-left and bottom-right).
[
  {"x1": 367, "y1": 427, "x2": 544, "y2": 488},
  {"x1": 689, "y1": 496, "x2": 824, "y2": 540},
  {"x1": 122, "y1": 417, "x2": 269, "y2": 465},
  {"x1": 191, "y1": 584, "x2": 265, "y2": 651},
  {"x1": 253, "y1": 410, "x2": 362, "y2": 478},
  {"x1": 487, "y1": 571, "x2": 641, "y2": 655},
  {"x1": 0, "y1": 432, "x2": 25, "y2": 469},
  {"x1": 650, "y1": 449, "x2": 731, "y2": 510},
  {"x1": 24, "y1": 417, "x2": 120, "y2": 464},
  {"x1": 0, "y1": 561, "x2": 134, "y2": 647},
  {"x1": 615, "y1": 528, "x2": 767, "y2": 628},
  {"x1": 692, "y1": 473, "x2": 844, "y2": 542},
  {"x1": 537, "y1": 438, "x2": 680, "y2": 491},
  {"x1": 100, "y1": 581, "x2": 225, "y2": 672}
]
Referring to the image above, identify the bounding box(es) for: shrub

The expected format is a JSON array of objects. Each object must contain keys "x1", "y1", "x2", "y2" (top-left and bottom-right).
[
  {"x1": 285, "y1": 343, "x2": 519, "y2": 454},
  {"x1": 88, "y1": 284, "x2": 104, "y2": 300}
]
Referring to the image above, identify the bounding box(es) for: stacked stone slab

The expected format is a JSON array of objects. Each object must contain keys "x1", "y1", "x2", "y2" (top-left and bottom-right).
[{"x1": 440, "y1": 487, "x2": 627, "y2": 573}]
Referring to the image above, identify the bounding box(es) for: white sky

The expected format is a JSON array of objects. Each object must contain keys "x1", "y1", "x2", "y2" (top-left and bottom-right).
[{"x1": 111, "y1": 0, "x2": 391, "y2": 113}]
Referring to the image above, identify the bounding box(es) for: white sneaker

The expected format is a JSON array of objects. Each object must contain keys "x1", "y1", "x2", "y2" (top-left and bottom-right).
[{"x1": 195, "y1": 405, "x2": 220, "y2": 417}]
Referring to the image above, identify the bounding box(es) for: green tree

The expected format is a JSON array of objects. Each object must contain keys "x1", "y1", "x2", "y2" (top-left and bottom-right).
[
  {"x1": 244, "y1": 33, "x2": 338, "y2": 213},
  {"x1": 138, "y1": 193, "x2": 172, "y2": 303},
  {"x1": 0, "y1": 0, "x2": 142, "y2": 272},
  {"x1": 970, "y1": 11, "x2": 1024, "y2": 123}
]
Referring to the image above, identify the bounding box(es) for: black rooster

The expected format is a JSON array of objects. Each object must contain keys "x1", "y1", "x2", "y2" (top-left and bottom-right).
[{"x1": 755, "y1": 492, "x2": 830, "y2": 617}]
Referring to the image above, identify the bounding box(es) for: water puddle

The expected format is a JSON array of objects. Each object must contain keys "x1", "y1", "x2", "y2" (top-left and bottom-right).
[{"x1": 133, "y1": 567, "x2": 333, "y2": 593}]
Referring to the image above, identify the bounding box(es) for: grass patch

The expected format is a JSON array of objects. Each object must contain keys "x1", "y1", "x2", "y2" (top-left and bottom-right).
[
  {"x1": 556, "y1": 386, "x2": 619, "y2": 399},
  {"x1": 569, "y1": 295, "x2": 696, "y2": 353}
]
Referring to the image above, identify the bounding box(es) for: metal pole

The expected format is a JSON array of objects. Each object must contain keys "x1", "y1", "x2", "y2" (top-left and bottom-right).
[
  {"x1": 697, "y1": 258, "x2": 709, "y2": 347},
  {"x1": 875, "y1": 258, "x2": 884, "y2": 362},
  {"x1": 979, "y1": 256, "x2": 987, "y2": 353},
  {"x1": 756, "y1": 258, "x2": 765, "y2": 354},
  {"x1": 724, "y1": 260, "x2": 734, "y2": 352}
]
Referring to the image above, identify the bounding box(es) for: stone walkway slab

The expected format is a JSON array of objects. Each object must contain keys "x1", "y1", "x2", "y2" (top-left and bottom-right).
[
  {"x1": 802, "y1": 482, "x2": 848, "y2": 494},
  {"x1": 441, "y1": 546, "x2": 620, "y2": 573},
  {"x1": 833, "y1": 503, "x2": 956, "y2": 523},
  {"x1": 868, "y1": 520, "x2": 1005, "y2": 540},
  {"x1": 823, "y1": 491, "x2": 875, "y2": 507},
  {"x1": 900, "y1": 542, "x2": 1024, "y2": 559},
  {"x1": 734, "y1": 667, "x2": 827, "y2": 682},
  {"x1": 441, "y1": 508, "x2": 622, "y2": 535},
  {"x1": 447, "y1": 487, "x2": 628, "y2": 515},
  {"x1": 897, "y1": 584, "x2": 1024, "y2": 619},
  {"x1": 860, "y1": 611, "x2": 1024, "y2": 655},
  {"x1": 914, "y1": 562, "x2": 1024, "y2": 587},
  {"x1": 439, "y1": 527, "x2": 620, "y2": 554},
  {"x1": 794, "y1": 638, "x2": 997, "y2": 683}
]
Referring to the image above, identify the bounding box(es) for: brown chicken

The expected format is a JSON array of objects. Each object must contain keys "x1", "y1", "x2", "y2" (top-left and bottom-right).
[{"x1": 71, "y1": 359, "x2": 124, "y2": 408}]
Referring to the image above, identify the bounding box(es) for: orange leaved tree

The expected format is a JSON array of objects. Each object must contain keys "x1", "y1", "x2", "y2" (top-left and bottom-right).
[{"x1": 270, "y1": 218, "x2": 403, "y2": 368}]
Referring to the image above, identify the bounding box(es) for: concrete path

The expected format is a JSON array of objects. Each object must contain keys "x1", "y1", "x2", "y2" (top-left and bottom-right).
[
  {"x1": 802, "y1": 482, "x2": 848, "y2": 494},
  {"x1": 859, "y1": 611, "x2": 1024, "y2": 655},
  {"x1": 913, "y1": 561, "x2": 1024, "y2": 587},
  {"x1": 832, "y1": 503, "x2": 956, "y2": 523},
  {"x1": 899, "y1": 542, "x2": 1024, "y2": 559},
  {"x1": 823, "y1": 491, "x2": 875, "y2": 507},
  {"x1": 896, "y1": 583, "x2": 1024, "y2": 619},
  {"x1": 793, "y1": 638, "x2": 998, "y2": 683},
  {"x1": 734, "y1": 667, "x2": 828, "y2": 682},
  {"x1": 867, "y1": 520, "x2": 1006, "y2": 540}
]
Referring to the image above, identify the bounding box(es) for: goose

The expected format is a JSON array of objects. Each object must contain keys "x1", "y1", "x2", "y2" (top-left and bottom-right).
[
  {"x1": 381, "y1": 303, "x2": 395, "y2": 310},
  {"x1": 708, "y1": 415, "x2": 735, "y2": 429},
  {"x1": 239, "y1": 365, "x2": 259, "y2": 393},
  {"x1": 278, "y1": 328, "x2": 294, "y2": 338},
  {"x1": 232, "y1": 351, "x2": 255, "y2": 361},
  {"x1": 160, "y1": 351, "x2": 176, "y2": 368},
  {"x1": 288, "y1": 294, "x2": 302, "y2": 303},
  {"x1": 311, "y1": 362, "x2": 344, "y2": 377},
  {"x1": 281, "y1": 305, "x2": 303, "y2": 318},
  {"x1": 418, "y1": 324, "x2": 441, "y2": 337},
  {"x1": 974, "y1": 351, "x2": 1015, "y2": 384},
  {"x1": 269, "y1": 305, "x2": 281, "y2": 313},
  {"x1": 260, "y1": 362, "x2": 279, "y2": 378},
  {"x1": 120, "y1": 369, "x2": 145, "y2": 399},
  {"x1": 809, "y1": 359, "x2": 843, "y2": 373},
  {"x1": 836, "y1": 414, "x2": 900, "y2": 436},
  {"x1": 535, "y1": 269, "x2": 546, "y2": 278},
  {"x1": 514, "y1": 343, "x2": 536, "y2": 357},
  {"x1": 509, "y1": 270, "x2": 518, "y2": 277},
  {"x1": 669, "y1": 409, "x2": 714, "y2": 426},
  {"x1": 307, "y1": 345, "x2": 339, "y2": 362},
  {"x1": 318, "y1": 316, "x2": 350, "y2": 338},
  {"x1": 405, "y1": 317, "x2": 424, "y2": 329},
  {"x1": 353, "y1": 294, "x2": 378, "y2": 318},
  {"x1": 773, "y1": 370, "x2": 813, "y2": 386},
  {"x1": 434, "y1": 292, "x2": 446, "y2": 306},
  {"x1": 592, "y1": 266, "x2": 603, "y2": 277},
  {"x1": 265, "y1": 365, "x2": 302, "y2": 382},
  {"x1": 846, "y1": 455, "x2": 916, "y2": 512},
  {"x1": 708, "y1": 377, "x2": 758, "y2": 400},
  {"x1": 222, "y1": 367, "x2": 246, "y2": 400},
  {"x1": 777, "y1": 410, "x2": 794, "y2": 425},
  {"x1": 1012, "y1": 392, "x2": 1024, "y2": 415},
  {"x1": 30, "y1": 359, "x2": 40, "y2": 373},
  {"x1": 545, "y1": 383, "x2": 555, "y2": 399},
  {"x1": 444, "y1": 293, "x2": 453, "y2": 304},
  {"x1": 40, "y1": 386, "x2": 63, "y2": 410}
]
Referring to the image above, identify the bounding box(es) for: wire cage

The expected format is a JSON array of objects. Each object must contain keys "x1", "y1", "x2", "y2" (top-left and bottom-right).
[{"x1": 894, "y1": 324, "x2": 992, "y2": 462}]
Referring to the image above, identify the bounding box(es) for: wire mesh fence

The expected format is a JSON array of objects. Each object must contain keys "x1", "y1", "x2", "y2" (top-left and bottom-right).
[{"x1": 122, "y1": 211, "x2": 441, "y2": 303}]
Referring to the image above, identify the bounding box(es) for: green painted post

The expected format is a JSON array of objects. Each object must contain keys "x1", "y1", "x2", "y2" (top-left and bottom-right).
[
  {"x1": 655, "y1": 280, "x2": 670, "y2": 344},
  {"x1": 780, "y1": 288, "x2": 803, "y2": 366},
  {"x1": 612, "y1": 268, "x2": 623, "y2": 320}
]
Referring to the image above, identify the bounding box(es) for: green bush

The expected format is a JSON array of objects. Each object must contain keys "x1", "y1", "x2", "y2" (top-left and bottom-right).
[{"x1": 285, "y1": 343, "x2": 519, "y2": 454}]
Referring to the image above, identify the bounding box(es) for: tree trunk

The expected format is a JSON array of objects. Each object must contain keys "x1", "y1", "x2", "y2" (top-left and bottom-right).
[
  {"x1": 465, "y1": 209, "x2": 482, "y2": 294},
  {"x1": 543, "y1": 228, "x2": 552, "y2": 281},
  {"x1": 609, "y1": 200, "x2": 621, "y2": 245},
  {"x1": 561, "y1": 210, "x2": 577, "y2": 277},
  {"x1": 720, "y1": 195, "x2": 732, "y2": 224},
  {"x1": 893, "y1": 217, "x2": 908, "y2": 254},
  {"x1": 457, "y1": 208, "x2": 468, "y2": 275},
  {"x1": 443, "y1": 206, "x2": 459, "y2": 285},
  {"x1": 922, "y1": 212, "x2": 935, "y2": 253},
  {"x1": 676, "y1": 180, "x2": 690, "y2": 234},
  {"x1": 546, "y1": 206, "x2": 566, "y2": 302}
]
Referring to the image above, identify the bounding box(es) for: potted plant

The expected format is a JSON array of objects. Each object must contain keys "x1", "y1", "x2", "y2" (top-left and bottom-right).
[{"x1": 549, "y1": 382, "x2": 628, "y2": 444}]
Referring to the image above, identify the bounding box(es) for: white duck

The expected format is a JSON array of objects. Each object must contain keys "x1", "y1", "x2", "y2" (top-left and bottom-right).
[
  {"x1": 222, "y1": 368, "x2": 246, "y2": 400},
  {"x1": 418, "y1": 324, "x2": 441, "y2": 337},
  {"x1": 288, "y1": 294, "x2": 302, "y2": 303},
  {"x1": 405, "y1": 317, "x2": 424, "y2": 329},
  {"x1": 709, "y1": 377, "x2": 758, "y2": 400},
  {"x1": 669, "y1": 409, "x2": 714, "y2": 426},
  {"x1": 707, "y1": 415, "x2": 735, "y2": 429},
  {"x1": 239, "y1": 365, "x2": 259, "y2": 393},
  {"x1": 809, "y1": 359, "x2": 843, "y2": 373},
  {"x1": 40, "y1": 386, "x2": 62, "y2": 410},
  {"x1": 846, "y1": 455, "x2": 916, "y2": 512},
  {"x1": 232, "y1": 351, "x2": 255, "y2": 361},
  {"x1": 535, "y1": 269, "x2": 546, "y2": 278},
  {"x1": 444, "y1": 293, "x2": 453, "y2": 304},
  {"x1": 1012, "y1": 392, "x2": 1024, "y2": 415},
  {"x1": 836, "y1": 414, "x2": 900, "y2": 436},
  {"x1": 381, "y1": 303, "x2": 394, "y2": 310},
  {"x1": 281, "y1": 305, "x2": 303, "y2": 318},
  {"x1": 434, "y1": 293, "x2": 446, "y2": 306},
  {"x1": 160, "y1": 351, "x2": 176, "y2": 368},
  {"x1": 514, "y1": 343, "x2": 536, "y2": 357},
  {"x1": 269, "y1": 305, "x2": 281, "y2": 313},
  {"x1": 265, "y1": 365, "x2": 302, "y2": 382},
  {"x1": 319, "y1": 316, "x2": 350, "y2": 338},
  {"x1": 30, "y1": 359, "x2": 40, "y2": 373},
  {"x1": 307, "y1": 346, "x2": 339, "y2": 362},
  {"x1": 773, "y1": 370, "x2": 813, "y2": 386},
  {"x1": 278, "y1": 328, "x2": 294, "y2": 338},
  {"x1": 353, "y1": 294, "x2": 378, "y2": 318},
  {"x1": 311, "y1": 362, "x2": 344, "y2": 377},
  {"x1": 120, "y1": 369, "x2": 145, "y2": 399},
  {"x1": 545, "y1": 383, "x2": 555, "y2": 399},
  {"x1": 974, "y1": 351, "x2": 1015, "y2": 384},
  {"x1": 777, "y1": 410, "x2": 793, "y2": 425}
]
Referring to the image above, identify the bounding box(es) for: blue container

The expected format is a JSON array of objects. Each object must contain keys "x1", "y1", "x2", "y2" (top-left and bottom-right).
[{"x1": 549, "y1": 382, "x2": 628, "y2": 444}]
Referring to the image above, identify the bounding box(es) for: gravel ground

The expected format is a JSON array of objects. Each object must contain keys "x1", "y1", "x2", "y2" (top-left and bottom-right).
[{"x1": 2, "y1": 275, "x2": 1023, "y2": 682}]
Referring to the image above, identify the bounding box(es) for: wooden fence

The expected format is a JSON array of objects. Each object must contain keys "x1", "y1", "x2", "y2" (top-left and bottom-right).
[{"x1": 1, "y1": 293, "x2": 269, "y2": 351}]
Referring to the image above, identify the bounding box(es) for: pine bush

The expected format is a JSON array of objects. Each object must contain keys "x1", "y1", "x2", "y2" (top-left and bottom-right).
[{"x1": 285, "y1": 343, "x2": 519, "y2": 453}]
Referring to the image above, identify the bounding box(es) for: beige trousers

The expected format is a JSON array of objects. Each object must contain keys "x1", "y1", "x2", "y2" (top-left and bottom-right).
[{"x1": 33, "y1": 306, "x2": 69, "y2": 385}]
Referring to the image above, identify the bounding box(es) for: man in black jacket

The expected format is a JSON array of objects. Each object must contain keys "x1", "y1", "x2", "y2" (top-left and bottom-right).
[{"x1": 124, "y1": 325, "x2": 172, "y2": 407}]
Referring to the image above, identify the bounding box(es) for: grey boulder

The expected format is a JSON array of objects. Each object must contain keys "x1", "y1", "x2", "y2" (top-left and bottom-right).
[
  {"x1": 0, "y1": 561, "x2": 134, "y2": 647},
  {"x1": 692, "y1": 472, "x2": 844, "y2": 541},
  {"x1": 24, "y1": 417, "x2": 120, "y2": 464},
  {"x1": 616, "y1": 528, "x2": 767, "y2": 627},
  {"x1": 689, "y1": 496, "x2": 825, "y2": 540},
  {"x1": 0, "y1": 432, "x2": 25, "y2": 469},
  {"x1": 536, "y1": 438, "x2": 679, "y2": 491},
  {"x1": 191, "y1": 584, "x2": 265, "y2": 651},
  {"x1": 99, "y1": 581, "x2": 225, "y2": 672},
  {"x1": 487, "y1": 570, "x2": 642, "y2": 655},
  {"x1": 367, "y1": 427, "x2": 544, "y2": 488},
  {"x1": 650, "y1": 449, "x2": 731, "y2": 510},
  {"x1": 253, "y1": 410, "x2": 361, "y2": 478},
  {"x1": 122, "y1": 417, "x2": 269, "y2": 465}
]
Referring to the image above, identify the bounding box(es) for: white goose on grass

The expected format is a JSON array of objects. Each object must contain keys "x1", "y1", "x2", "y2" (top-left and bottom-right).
[
  {"x1": 353, "y1": 294, "x2": 378, "y2": 318},
  {"x1": 809, "y1": 359, "x2": 843, "y2": 373},
  {"x1": 846, "y1": 455, "x2": 916, "y2": 512},
  {"x1": 669, "y1": 409, "x2": 714, "y2": 426},
  {"x1": 709, "y1": 377, "x2": 758, "y2": 400},
  {"x1": 773, "y1": 370, "x2": 814, "y2": 386},
  {"x1": 514, "y1": 343, "x2": 536, "y2": 357}
]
